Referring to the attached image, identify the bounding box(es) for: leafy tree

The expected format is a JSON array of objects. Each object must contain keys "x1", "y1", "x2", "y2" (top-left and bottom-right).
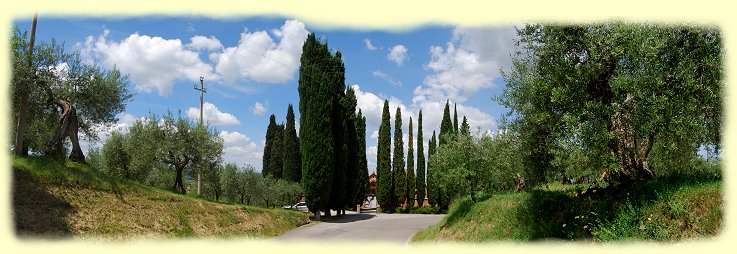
[
  {"x1": 416, "y1": 110, "x2": 426, "y2": 204},
  {"x1": 376, "y1": 100, "x2": 393, "y2": 209},
  {"x1": 406, "y1": 117, "x2": 415, "y2": 207},
  {"x1": 500, "y1": 23, "x2": 722, "y2": 185},
  {"x1": 354, "y1": 110, "x2": 369, "y2": 207},
  {"x1": 282, "y1": 104, "x2": 302, "y2": 182},
  {"x1": 203, "y1": 161, "x2": 223, "y2": 201},
  {"x1": 101, "y1": 131, "x2": 132, "y2": 180},
  {"x1": 10, "y1": 27, "x2": 132, "y2": 162},
  {"x1": 453, "y1": 103, "x2": 459, "y2": 134},
  {"x1": 392, "y1": 107, "x2": 406, "y2": 207},
  {"x1": 439, "y1": 100, "x2": 453, "y2": 146}
]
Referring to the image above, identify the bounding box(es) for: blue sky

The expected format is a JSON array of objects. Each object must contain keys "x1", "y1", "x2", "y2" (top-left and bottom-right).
[{"x1": 13, "y1": 16, "x2": 518, "y2": 173}]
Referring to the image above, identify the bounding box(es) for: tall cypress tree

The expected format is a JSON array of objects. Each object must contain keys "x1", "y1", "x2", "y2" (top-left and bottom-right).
[
  {"x1": 298, "y1": 33, "x2": 335, "y2": 219},
  {"x1": 263, "y1": 114, "x2": 277, "y2": 177},
  {"x1": 354, "y1": 110, "x2": 369, "y2": 207},
  {"x1": 453, "y1": 103, "x2": 459, "y2": 134},
  {"x1": 328, "y1": 51, "x2": 347, "y2": 217},
  {"x1": 427, "y1": 131, "x2": 437, "y2": 206},
  {"x1": 342, "y1": 87, "x2": 359, "y2": 212},
  {"x1": 392, "y1": 107, "x2": 405, "y2": 208},
  {"x1": 416, "y1": 110, "x2": 426, "y2": 204},
  {"x1": 283, "y1": 104, "x2": 301, "y2": 182},
  {"x1": 269, "y1": 122, "x2": 285, "y2": 179},
  {"x1": 406, "y1": 117, "x2": 415, "y2": 207},
  {"x1": 439, "y1": 100, "x2": 453, "y2": 146},
  {"x1": 376, "y1": 100, "x2": 392, "y2": 209}
]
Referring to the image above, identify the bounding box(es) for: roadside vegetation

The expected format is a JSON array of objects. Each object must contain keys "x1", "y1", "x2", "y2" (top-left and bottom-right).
[{"x1": 12, "y1": 156, "x2": 310, "y2": 239}]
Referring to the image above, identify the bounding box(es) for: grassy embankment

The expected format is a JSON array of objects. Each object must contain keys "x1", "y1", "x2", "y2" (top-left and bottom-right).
[
  {"x1": 12, "y1": 156, "x2": 311, "y2": 240},
  {"x1": 414, "y1": 175, "x2": 722, "y2": 242}
]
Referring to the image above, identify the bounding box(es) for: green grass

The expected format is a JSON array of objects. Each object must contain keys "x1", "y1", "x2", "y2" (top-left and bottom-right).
[
  {"x1": 12, "y1": 156, "x2": 311, "y2": 239},
  {"x1": 414, "y1": 176, "x2": 722, "y2": 242}
]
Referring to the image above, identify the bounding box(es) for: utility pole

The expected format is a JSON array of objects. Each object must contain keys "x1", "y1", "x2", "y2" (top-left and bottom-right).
[
  {"x1": 14, "y1": 13, "x2": 38, "y2": 156},
  {"x1": 194, "y1": 76, "x2": 206, "y2": 196}
]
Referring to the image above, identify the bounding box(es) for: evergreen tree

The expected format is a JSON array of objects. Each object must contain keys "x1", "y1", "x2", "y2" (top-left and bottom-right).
[
  {"x1": 376, "y1": 100, "x2": 393, "y2": 209},
  {"x1": 327, "y1": 51, "x2": 347, "y2": 217},
  {"x1": 263, "y1": 114, "x2": 278, "y2": 177},
  {"x1": 298, "y1": 33, "x2": 336, "y2": 219},
  {"x1": 416, "y1": 110, "x2": 426, "y2": 204},
  {"x1": 439, "y1": 100, "x2": 453, "y2": 146},
  {"x1": 282, "y1": 104, "x2": 301, "y2": 182},
  {"x1": 460, "y1": 116, "x2": 471, "y2": 137},
  {"x1": 453, "y1": 103, "x2": 459, "y2": 134},
  {"x1": 392, "y1": 107, "x2": 406, "y2": 208},
  {"x1": 269, "y1": 122, "x2": 285, "y2": 179},
  {"x1": 342, "y1": 87, "x2": 359, "y2": 211},
  {"x1": 354, "y1": 110, "x2": 369, "y2": 207},
  {"x1": 427, "y1": 131, "x2": 438, "y2": 206},
  {"x1": 406, "y1": 117, "x2": 415, "y2": 207}
]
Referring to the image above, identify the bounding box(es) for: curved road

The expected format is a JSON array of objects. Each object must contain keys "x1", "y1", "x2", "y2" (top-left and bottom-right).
[{"x1": 275, "y1": 212, "x2": 444, "y2": 244}]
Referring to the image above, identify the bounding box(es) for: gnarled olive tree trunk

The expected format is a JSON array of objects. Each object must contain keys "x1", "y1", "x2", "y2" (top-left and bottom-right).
[
  {"x1": 45, "y1": 99, "x2": 85, "y2": 163},
  {"x1": 605, "y1": 94, "x2": 655, "y2": 184}
]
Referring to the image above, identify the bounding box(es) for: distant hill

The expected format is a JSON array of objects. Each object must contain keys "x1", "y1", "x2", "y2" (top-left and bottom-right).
[{"x1": 12, "y1": 156, "x2": 310, "y2": 239}]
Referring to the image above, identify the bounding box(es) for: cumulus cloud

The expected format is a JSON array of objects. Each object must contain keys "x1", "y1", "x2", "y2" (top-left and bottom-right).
[
  {"x1": 364, "y1": 38, "x2": 377, "y2": 50},
  {"x1": 387, "y1": 44, "x2": 408, "y2": 66},
  {"x1": 251, "y1": 102, "x2": 268, "y2": 116},
  {"x1": 214, "y1": 19, "x2": 309, "y2": 85},
  {"x1": 186, "y1": 102, "x2": 240, "y2": 126},
  {"x1": 187, "y1": 35, "x2": 223, "y2": 51},
  {"x1": 78, "y1": 112, "x2": 143, "y2": 152},
  {"x1": 219, "y1": 131, "x2": 264, "y2": 172},
  {"x1": 414, "y1": 26, "x2": 516, "y2": 104},
  {"x1": 77, "y1": 29, "x2": 217, "y2": 96},
  {"x1": 372, "y1": 70, "x2": 403, "y2": 87}
]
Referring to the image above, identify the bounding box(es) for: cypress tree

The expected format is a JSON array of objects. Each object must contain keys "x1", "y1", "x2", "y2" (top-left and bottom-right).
[
  {"x1": 342, "y1": 87, "x2": 359, "y2": 212},
  {"x1": 460, "y1": 115, "x2": 470, "y2": 137},
  {"x1": 298, "y1": 33, "x2": 335, "y2": 220},
  {"x1": 416, "y1": 110, "x2": 426, "y2": 205},
  {"x1": 439, "y1": 100, "x2": 453, "y2": 146},
  {"x1": 263, "y1": 114, "x2": 277, "y2": 177},
  {"x1": 406, "y1": 117, "x2": 415, "y2": 208},
  {"x1": 453, "y1": 103, "x2": 459, "y2": 134},
  {"x1": 376, "y1": 100, "x2": 392, "y2": 209},
  {"x1": 269, "y1": 122, "x2": 284, "y2": 179},
  {"x1": 354, "y1": 111, "x2": 369, "y2": 207},
  {"x1": 392, "y1": 107, "x2": 405, "y2": 208},
  {"x1": 328, "y1": 51, "x2": 347, "y2": 217},
  {"x1": 283, "y1": 104, "x2": 301, "y2": 182},
  {"x1": 427, "y1": 131, "x2": 437, "y2": 206}
]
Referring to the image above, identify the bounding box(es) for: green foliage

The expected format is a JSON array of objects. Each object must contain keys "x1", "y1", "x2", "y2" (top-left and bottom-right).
[
  {"x1": 10, "y1": 26, "x2": 132, "y2": 156},
  {"x1": 101, "y1": 132, "x2": 133, "y2": 180},
  {"x1": 342, "y1": 87, "x2": 360, "y2": 210},
  {"x1": 439, "y1": 100, "x2": 453, "y2": 146},
  {"x1": 376, "y1": 100, "x2": 393, "y2": 208},
  {"x1": 416, "y1": 110, "x2": 426, "y2": 203},
  {"x1": 354, "y1": 111, "x2": 370, "y2": 207},
  {"x1": 500, "y1": 23, "x2": 723, "y2": 184},
  {"x1": 406, "y1": 117, "x2": 416, "y2": 207},
  {"x1": 282, "y1": 104, "x2": 302, "y2": 183},
  {"x1": 453, "y1": 103, "x2": 459, "y2": 134},
  {"x1": 263, "y1": 114, "x2": 284, "y2": 179},
  {"x1": 392, "y1": 107, "x2": 406, "y2": 207},
  {"x1": 460, "y1": 116, "x2": 470, "y2": 137},
  {"x1": 426, "y1": 131, "x2": 439, "y2": 206}
]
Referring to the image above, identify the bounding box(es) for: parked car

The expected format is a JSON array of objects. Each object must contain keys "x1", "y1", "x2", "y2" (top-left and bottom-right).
[{"x1": 282, "y1": 202, "x2": 309, "y2": 213}]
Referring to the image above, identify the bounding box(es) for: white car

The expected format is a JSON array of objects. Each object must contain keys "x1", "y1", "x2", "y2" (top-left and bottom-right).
[{"x1": 282, "y1": 202, "x2": 309, "y2": 213}]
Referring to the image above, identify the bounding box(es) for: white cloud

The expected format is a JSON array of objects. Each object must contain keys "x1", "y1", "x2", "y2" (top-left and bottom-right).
[
  {"x1": 414, "y1": 26, "x2": 516, "y2": 104},
  {"x1": 387, "y1": 44, "x2": 408, "y2": 66},
  {"x1": 77, "y1": 29, "x2": 217, "y2": 96},
  {"x1": 186, "y1": 102, "x2": 241, "y2": 126},
  {"x1": 364, "y1": 38, "x2": 377, "y2": 50},
  {"x1": 372, "y1": 70, "x2": 402, "y2": 87},
  {"x1": 78, "y1": 112, "x2": 143, "y2": 152},
  {"x1": 215, "y1": 19, "x2": 309, "y2": 85},
  {"x1": 251, "y1": 102, "x2": 268, "y2": 116},
  {"x1": 187, "y1": 35, "x2": 223, "y2": 51},
  {"x1": 219, "y1": 131, "x2": 264, "y2": 172},
  {"x1": 367, "y1": 145, "x2": 378, "y2": 174}
]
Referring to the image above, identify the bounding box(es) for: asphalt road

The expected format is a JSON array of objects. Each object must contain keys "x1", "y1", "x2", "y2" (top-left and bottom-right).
[{"x1": 274, "y1": 212, "x2": 444, "y2": 244}]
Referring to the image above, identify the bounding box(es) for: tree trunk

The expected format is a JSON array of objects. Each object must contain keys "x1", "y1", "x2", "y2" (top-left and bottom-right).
[
  {"x1": 13, "y1": 14, "x2": 37, "y2": 157},
  {"x1": 607, "y1": 94, "x2": 655, "y2": 184},
  {"x1": 46, "y1": 99, "x2": 85, "y2": 163},
  {"x1": 314, "y1": 210, "x2": 321, "y2": 220},
  {"x1": 173, "y1": 167, "x2": 186, "y2": 194},
  {"x1": 324, "y1": 209, "x2": 331, "y2": 219}
]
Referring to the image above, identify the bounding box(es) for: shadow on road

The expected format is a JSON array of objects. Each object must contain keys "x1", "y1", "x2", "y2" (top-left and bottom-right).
[{"x1": 322, "y1": 213, "x2": 375, "y2": 223}]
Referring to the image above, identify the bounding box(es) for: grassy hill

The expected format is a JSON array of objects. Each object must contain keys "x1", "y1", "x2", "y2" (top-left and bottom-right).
[
  {"x1": 414, "y1": 176, "x2": 722, "y2": 242},
  {"x1": 11, "y1": 156, "x2": 311, "y2": 240}
]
